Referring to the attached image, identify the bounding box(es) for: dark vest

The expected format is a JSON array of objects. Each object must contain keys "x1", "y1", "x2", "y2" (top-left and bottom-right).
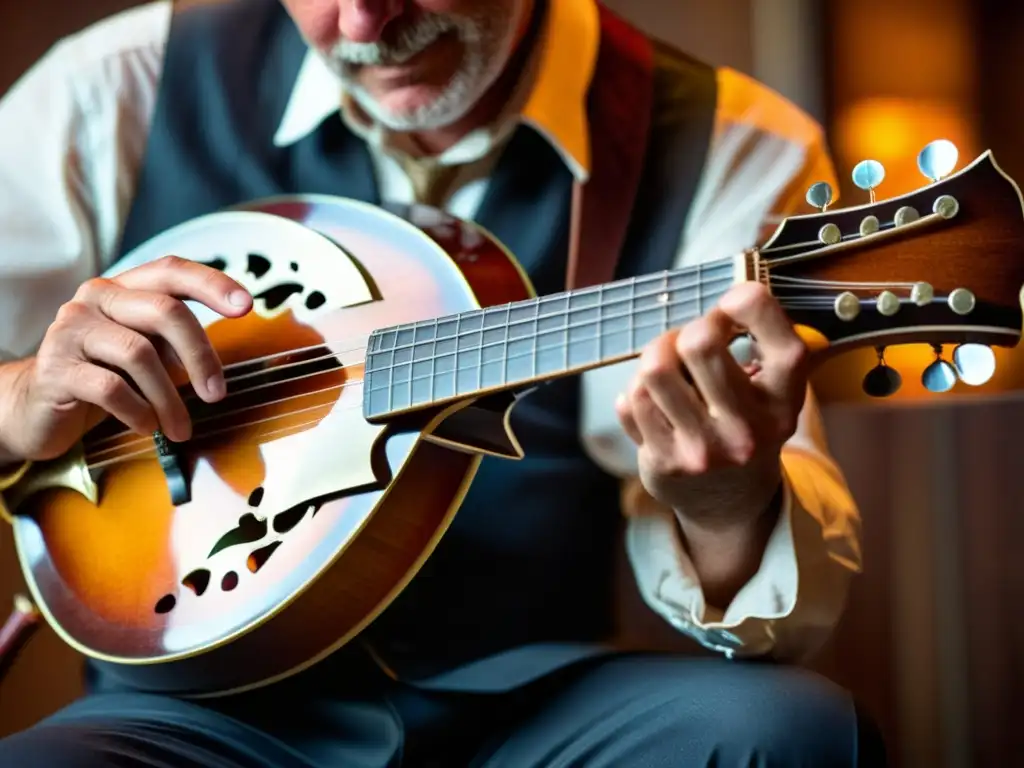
[{"x1": 108, "y1": 0, "x2": 717, "y2": 694}]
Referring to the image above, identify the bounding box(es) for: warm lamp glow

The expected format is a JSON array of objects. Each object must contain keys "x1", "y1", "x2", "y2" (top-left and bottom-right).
[
  {"x1": 833, "y1": 97, "x2": 979, "y2": 196},
  {"x1": 810, "y1": 343, "x2": 1024, "y2": 407}
]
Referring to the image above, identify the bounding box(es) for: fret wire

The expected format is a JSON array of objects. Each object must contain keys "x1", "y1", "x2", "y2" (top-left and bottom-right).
[
  {"x1": 429, "y1": 316, "x2": 438, "y2": 401},
  {"x1": 420, "y1": 283, "x2": 729, "y2": 377},
  {"x1": 562, "y1": 296, "x2": 569, "y2": 373},
  {"x1": 697, "y1": 264, "x2": 704, "y2": 316},
  {"x1": 386, "y1": 332, "x2": 394, "y2": 412},
  {"x1": 366, "y1": 268, "x2": 738, "y2": 409},
  {"x1": 531, "y1": 301, "x2": 539, "y2": 379},
  {"x1": 366, "y1": 301, "x2": 730, "y2": 408},
  {"x1": 629, "y1": 277, "x2": 637, "y2": 352},
  {"x1": 502, "y1": 303, "x2": 511, "y2": 388},
  {"x1": 475, "y1": 315, "x2": 482, "y2": 393},
  {"x1": 386, "y1": 265, "x2": 735, "y2": 360},
  {"x1": 661, "y1": 272, "x2": 669, "y2": 336},
  {"x1": 454, "y1": 313, "x2": 462, "y2": 398}
]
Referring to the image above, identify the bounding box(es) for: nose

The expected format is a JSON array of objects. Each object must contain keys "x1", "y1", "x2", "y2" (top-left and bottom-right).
[{"x1": 338, "y1": 0, "x2": 405, "y2": 42}]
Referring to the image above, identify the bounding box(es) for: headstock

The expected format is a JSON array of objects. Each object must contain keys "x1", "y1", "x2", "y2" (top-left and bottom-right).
[{"x1": 762, "y1": 140, "x2": 1024, "y2": 399}]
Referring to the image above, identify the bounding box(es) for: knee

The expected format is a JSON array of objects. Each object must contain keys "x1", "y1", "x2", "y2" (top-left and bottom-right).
[
  {"x1": 658, "y1": 662, "x2": 886, "y2": 766},
  {"x1": 0, "y1": 723, "x2": 109, "y2": 768}
]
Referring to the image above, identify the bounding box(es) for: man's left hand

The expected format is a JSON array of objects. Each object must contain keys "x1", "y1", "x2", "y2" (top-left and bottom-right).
[{"x1": 616, "y1": 282, "x2": 810, "y2": 529}]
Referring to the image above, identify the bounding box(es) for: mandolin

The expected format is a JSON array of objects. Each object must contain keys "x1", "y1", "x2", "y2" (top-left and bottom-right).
[{"x1": 3, "y1": 143, "x2": 1024, "y2": 697}]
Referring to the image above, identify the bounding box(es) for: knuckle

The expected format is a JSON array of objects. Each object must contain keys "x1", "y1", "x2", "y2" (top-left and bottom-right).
[
  {"x1": 94, "y1": 370, "x2": 129, "y2": 403},
  {"x1": 52, "y1": 300, "x2": 88, "y2": 328},
  {"x1": 675, "y1": 324, "x2": 718, "y2": 360},
  {"x1": 638, "y1": 346, "x2": 677, "y2": 387},
  {"x1": 725, "y1": 428, "x2": 758, "y2": 465},
  {"x1": 648, "y1": 451, "x2": 682, "y2": 479},
  {"x1": 149, "y1": 293, "x2": 188, "y2": 322},
  {"x1": 639, "y1": 359, "x2": 676, "y2": 389},
  {"x1": 680, "y1": 442, "x2": 710, "y2": 475},
  {"x1": 650, "y1": 440, "x2": 710, "y2": 478},
  {"x1": 157, "y1": 254, "x2": 187, "y2": 270},
  {"x1": 117, "y1": 331, "x2": 157, "y2": 367},
  {"x1": 73, "y1": 277, "x2": 112, "y2": 304},
  {"x1": 733, "y1": 280, "x2": 771, "y2": 306}
]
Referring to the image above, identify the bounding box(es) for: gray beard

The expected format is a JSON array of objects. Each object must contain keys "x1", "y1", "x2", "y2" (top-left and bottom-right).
[{"x1": 318, "y1": 6, "x2": 520, "y2": 132}]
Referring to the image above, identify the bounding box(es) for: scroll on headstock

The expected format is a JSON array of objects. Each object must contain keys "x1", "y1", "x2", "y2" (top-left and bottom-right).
[{"x1": 761, "y1": 139, "x2": 1024, "y2": 399}]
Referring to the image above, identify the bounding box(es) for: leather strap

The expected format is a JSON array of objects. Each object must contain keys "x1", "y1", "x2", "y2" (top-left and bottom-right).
[{"x1": 565, "y1": 5, "x2": 655, "y2": 291}]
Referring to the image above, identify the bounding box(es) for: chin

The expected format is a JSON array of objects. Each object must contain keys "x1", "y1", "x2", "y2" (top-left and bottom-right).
[
  {"x1": 377, "y1": 86, "x2": 448, "y2": 120},
  {"x1": 352, "y1": 79, "x2": 477, "y2": 132}
]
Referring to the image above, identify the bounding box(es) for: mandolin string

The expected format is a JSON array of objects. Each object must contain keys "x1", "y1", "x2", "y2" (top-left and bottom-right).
[
  {"x1": 83, "y1": 282, "x2": 915, "y2": 467},
  {"x1": 84, "y1": 277, "x2": 864, "y2": 455},
  {"x1": 87, "y1": 271, "x2": 738, "y2": 448},
  {"x1": 208, "y1": 273, "x2": 917, "y2": 382},
  {"x1": 83, "y1": 280, "x2": 919, "y2": 461}
]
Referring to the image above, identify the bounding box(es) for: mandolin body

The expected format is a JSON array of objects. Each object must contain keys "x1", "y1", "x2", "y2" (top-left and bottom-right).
[
  {"x1": 9, "y1": 149, "x2": 1024, "y2": 697},
  {"x1": 7, "y1": 197, "x2": 534, "y2": 697}
]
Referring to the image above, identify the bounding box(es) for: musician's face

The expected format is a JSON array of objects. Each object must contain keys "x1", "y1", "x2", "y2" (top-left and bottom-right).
[{"x1": 283, "y1": 0, "x2": 530, "y2": 131}]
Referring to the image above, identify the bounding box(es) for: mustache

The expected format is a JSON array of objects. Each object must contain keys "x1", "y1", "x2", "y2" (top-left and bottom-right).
[{"x1": 328, "y1": 13, "x2": 458, "y2": 66}]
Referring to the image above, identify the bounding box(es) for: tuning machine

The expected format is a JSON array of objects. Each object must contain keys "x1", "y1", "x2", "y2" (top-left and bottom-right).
[
  {"x1": 918, "y1": 139, "x2": 959, "y2": 183},
  {"x1": 852, "y1": 159, "x2": 885, "y2": 203},
  {"x1": 922, "y1": 345, "x2": 958, "y2": 393},
  {"x1": 920, "y1": 342, "x2": 996, "y2": 392},
  {"x1": 952, "y1": 343, "x2": 996, "y2": 386},
  {"x1": 863, "y1": 347, "x2": 902, "y2": 398},
  {"x1": 806, "y1": 181, "x2": 834, "y2": 212}
]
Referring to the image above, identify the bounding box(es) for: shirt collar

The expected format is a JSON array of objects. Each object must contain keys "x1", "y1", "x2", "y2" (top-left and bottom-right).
[{"x1": 272, "y1": 0, "x2": 600, "y2": 181}]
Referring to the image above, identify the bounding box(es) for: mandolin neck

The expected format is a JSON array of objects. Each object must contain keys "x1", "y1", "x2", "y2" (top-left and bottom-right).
[{"x1": 362, "y1": 253, "x2": 746, "y2": 421}]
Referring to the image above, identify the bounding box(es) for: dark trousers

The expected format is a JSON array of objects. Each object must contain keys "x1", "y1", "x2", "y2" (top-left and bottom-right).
[{"x1": 0, "y1": 654, "x2": 886, "y2": 767}]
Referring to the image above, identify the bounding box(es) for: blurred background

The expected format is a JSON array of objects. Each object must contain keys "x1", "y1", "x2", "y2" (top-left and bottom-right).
[{"x1": 1, "y1": 1, "x2": 1023, "y2": 766}]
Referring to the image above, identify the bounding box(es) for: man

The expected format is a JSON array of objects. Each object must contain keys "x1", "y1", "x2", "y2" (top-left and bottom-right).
[{"x1": 0, "y1": 0, "x2": 879, "y2": 765}]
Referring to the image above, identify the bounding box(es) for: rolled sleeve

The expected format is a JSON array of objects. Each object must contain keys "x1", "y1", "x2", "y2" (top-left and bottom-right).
[
  {"x1": 618, "y1": 388, "x2": 862, "y2": 662},
  {"x1": 579, "y1": 66, "x2": 861, "y2": 661}
]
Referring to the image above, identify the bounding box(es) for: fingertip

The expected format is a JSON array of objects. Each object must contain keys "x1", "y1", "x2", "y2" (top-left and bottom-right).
[
  {"x1": 226, "y1": 289, "x2": 253, "y2": 314},
  {"x1": 204, "y1": 374, "x2": 226, "y2": 402},
  {"x1": 615, "y1": 392, "x2": 629, "y2": 416}
]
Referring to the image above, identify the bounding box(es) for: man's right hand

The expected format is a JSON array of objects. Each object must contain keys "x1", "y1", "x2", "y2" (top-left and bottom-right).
[{"x1": 0, "y1": 255, "x2": 253, "y2": 464}]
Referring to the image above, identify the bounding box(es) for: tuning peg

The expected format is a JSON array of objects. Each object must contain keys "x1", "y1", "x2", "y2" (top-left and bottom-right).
[
  {"x1": 922, "y1": 344, "x2": 958, "y2": 393},
  {"x1": 852, "y1": 160, "x2": 885, "y2": 203},
  {"x1": 918, "y1": 139, "x2": 959, "y2": 183},
  {"x1": 805, "y1": 181, "x2": 834, "y2": 212},
  {"x1": 952, "y1": 343, "x2": 996, "y2": 386},
  {"x1": 862, "y1": 347, "x2": 902, "y2": 398}
]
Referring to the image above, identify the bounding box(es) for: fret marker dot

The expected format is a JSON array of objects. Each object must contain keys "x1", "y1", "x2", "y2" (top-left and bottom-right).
[{"x1": 658, "y1": 293, "x2": 669, "y2": 304}]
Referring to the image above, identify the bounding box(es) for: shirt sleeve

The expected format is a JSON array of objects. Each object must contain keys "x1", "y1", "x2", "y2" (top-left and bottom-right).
[
  {"x1": 0, "y1": 1, "x2": 169, "y2": 361},
  {"x1": 579, "y1": 66, "x2": 862, "y2": 662}
]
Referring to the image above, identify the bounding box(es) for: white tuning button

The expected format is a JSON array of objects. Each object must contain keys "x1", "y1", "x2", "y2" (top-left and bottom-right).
[
  {"x1": 911, "y1": 282, "x2": 934, "y2": 306},
  {"x1": 859, "y1": 216, "x2": 880, "y2": 236},
  {"x1": 818, "y1": 223, "x2": 842, "y2": 245},
  {"x1": 933, "y1": 195, "x2": 959, "y2": 219},
  {"x1": 834, "y1": 291, "x2": 861, "y2": 321},
  {"x1": 876, "y1": 291, "x2": 900, "y2": 316},
  {"x1": 894, "y1": 206, "x2": 920, "y2": 227},
  {"x1": 947, "y1": 288, "x2": 976, "y2": 316}
]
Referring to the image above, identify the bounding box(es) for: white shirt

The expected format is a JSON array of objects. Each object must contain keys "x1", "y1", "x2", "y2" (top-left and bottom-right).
[{"x1": 0, "y1": 0, "x2": 861, "y2": 661}]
